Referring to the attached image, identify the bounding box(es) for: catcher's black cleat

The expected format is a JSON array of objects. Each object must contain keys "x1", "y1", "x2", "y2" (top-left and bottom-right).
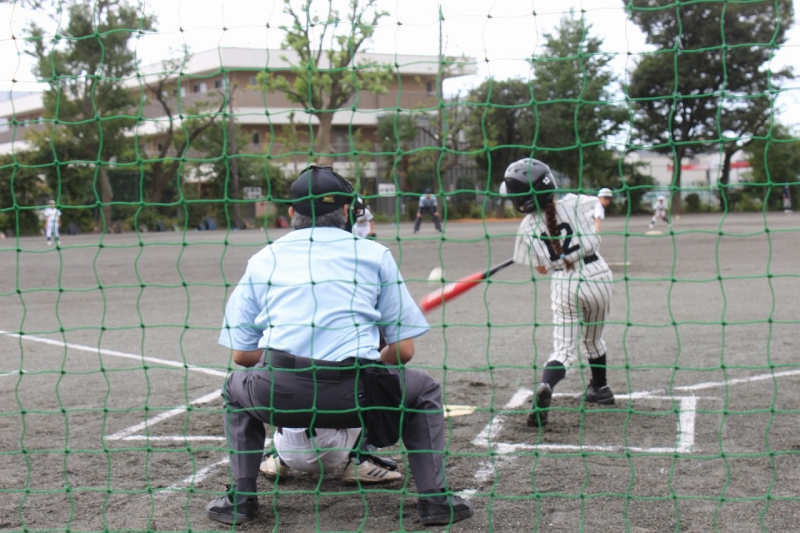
[
  {"x1": 585, "y1": 384, "x2": 615, "y2": 405},
  {"x1": 206, "y1": 485, "x2": 258, "y2": 525},
  {"x1": 418, "y1": 489, "x2": 474, "y2": 526},
  {"x1": 527, "y1": 383, "x2": 552, "y2": 427}
]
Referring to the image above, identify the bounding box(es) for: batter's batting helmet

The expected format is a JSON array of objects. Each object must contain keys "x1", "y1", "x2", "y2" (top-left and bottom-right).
[{"x1": 503, "y1": 158, "x2": 557, "y2": 213}]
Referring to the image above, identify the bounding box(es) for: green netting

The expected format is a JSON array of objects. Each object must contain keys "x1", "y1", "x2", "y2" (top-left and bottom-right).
[{"x1": 1, "y1": 0, "x2": 799, "y2": 532}]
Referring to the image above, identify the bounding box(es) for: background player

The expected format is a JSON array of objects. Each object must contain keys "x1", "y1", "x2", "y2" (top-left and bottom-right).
[
  {"x1": 260, "y1": 427, "x2": 400, "y2": 483},
  {"x1": 649, "y1": 195, "x2": 670, "y2": 228},
  {"x1": 42, "y1": 200, "x2": 61, "y2": 246},
  {"x1": 594, "y1": 188, "x2": 613, "y2": 233},
  {"x1": 783, "y1": 183, "x2": 793, "y2": 214},
  {"x1": 414, "y1": 188, "x2": 442, "y2": 233},
  {"x1": 503, "y1": 158, "x2": 614, "y2": 428}
]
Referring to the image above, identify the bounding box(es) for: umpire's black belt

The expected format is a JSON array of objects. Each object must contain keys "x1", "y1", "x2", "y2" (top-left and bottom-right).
[{"x1": 267, "y1": 349, "x2": 359, "y2": 381}]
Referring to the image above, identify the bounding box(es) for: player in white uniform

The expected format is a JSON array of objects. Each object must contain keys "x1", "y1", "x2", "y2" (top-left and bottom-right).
[
  {"x1": 649, "y1": 195, "x2": 669, "y2": 228},
  {"x1": 504, "y1": 159, "x2": 614, "y2": 428},
  {"x1": 594, "y1": 188, "x2": 612, "y2": 233},
  {"x1": 259, "y1": 427, "x2": 401, "y2": 483},
  {"x1": 352, "y1": 205, "x2": 375, "y2": 238},
  {"x1": 42, "y1": 200, "x2": 61, "y2": 246}
]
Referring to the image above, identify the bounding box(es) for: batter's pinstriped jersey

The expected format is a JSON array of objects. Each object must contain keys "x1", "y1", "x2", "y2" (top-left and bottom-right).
[{"x1": 513, "y1": 194, "x2": 602, "y2": 272}]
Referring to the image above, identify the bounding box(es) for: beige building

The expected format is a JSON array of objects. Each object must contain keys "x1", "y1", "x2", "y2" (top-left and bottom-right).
[{"x1": 0, "y1": 46, "x2": 476, "y2": 186}]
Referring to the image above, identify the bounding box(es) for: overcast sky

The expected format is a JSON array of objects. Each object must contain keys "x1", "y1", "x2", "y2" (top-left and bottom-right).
[{"x1": 1, "y1": 0, "x2": 798, "y2": 125}]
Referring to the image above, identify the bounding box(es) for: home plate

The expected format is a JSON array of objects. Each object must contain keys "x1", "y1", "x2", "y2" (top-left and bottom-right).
[{"x1": 444, "y1": 405, "x2": 477, "y2": 418}]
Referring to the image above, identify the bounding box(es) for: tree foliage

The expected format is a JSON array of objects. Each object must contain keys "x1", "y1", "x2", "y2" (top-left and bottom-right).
[
  {"x1": 466, "y1": 79, "x2": 537, "y2": 193},
  {"x1": 743, "y1": 123, "x2": 800, "y2": 210},
  {"x1": 20, "y1": 0, "x2": 155, "y2": 228},
  {"x1": 529, "y1": 16, "x2": 627, "y2": 190},
  {"x1": 259, "y1": 0, "x2": 393, "y2": 164},
  {"x1": 626, "y1": 0, "x2": 794, "y2": 212}
]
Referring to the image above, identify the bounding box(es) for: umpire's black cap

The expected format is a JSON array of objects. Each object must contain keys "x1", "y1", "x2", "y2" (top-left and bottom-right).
[{"x1": 290, "y1": 165, "x2": 355, "y2": 216}]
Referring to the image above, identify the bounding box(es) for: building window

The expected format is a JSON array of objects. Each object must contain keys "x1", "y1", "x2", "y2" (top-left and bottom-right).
[
  {"x1": 214, "y1": 79, "x2": 224, "y2": 89},
  {"x1": 252, "y1": 132, "x2": 260, "y2": 145},
  {"x1": 249, "y1": 75, "x2": 258, "y2": 86},
  {"x1": 425, "y1": 81, "x2": 435, "y2": 95},
  {"x1": 0, "y1": 119, "x2": 8, "y2": 133},
  {"x1": 193, "y1": 82, "x2": 207, "y2": 94}
]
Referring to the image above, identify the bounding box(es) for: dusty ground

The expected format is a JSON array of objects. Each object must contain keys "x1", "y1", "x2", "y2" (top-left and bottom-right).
[{"x1": 2, "y1": 212, "x2": 800, "y2": 532}]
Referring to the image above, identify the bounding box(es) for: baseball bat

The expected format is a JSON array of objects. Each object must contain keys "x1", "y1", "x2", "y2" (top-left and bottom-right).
[{"x1": 418, "y1": 257, "x2": 515, "y2": 313}]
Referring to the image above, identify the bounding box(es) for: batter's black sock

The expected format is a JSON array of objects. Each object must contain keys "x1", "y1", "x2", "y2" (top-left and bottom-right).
[
  {"x1": 541, "y1": 361, "x2": 566, "y2": 390},
  {"x1": 234, "y1": 478, "x2": 258, "y2": 498},
  {"x1": 589, "y1": 355, "x2": 607, "y2": 388}
]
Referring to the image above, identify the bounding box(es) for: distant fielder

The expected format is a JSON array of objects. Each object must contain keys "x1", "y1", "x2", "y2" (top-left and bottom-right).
[
  {"x1": 42, "y1": 200, "x2": 61, "y2": 246},
  {"x1": 503, "y1": 158, "x2": 614, "y2": 428},
  {"x1": 649, "y1": 195, "x2": 670, "y2": 229},
  {"x1": 594, "y1": 188, "x2": 613, "y2": 233}
]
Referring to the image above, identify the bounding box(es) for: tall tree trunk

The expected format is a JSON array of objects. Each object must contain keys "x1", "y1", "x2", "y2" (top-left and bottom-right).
[
  {"x1": 98, "y1": 166, "x2": 113, "y2": 228},
  {"x1": 669, "y1": 147, "x2": 685, "y2": 215},
  {"x1": 718, "y1": 150, "x2": 734, "y2": 210},
  {"x1": 315, "y1": 113, "x2": 335, "y2": 166},
  {"x1": 150, "y1": 166, "x2": 165, "y2": 205}
]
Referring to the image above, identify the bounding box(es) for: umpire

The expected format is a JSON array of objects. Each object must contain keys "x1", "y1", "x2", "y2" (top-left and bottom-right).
[{"x1": 206, "y1": 165, "x2": 474, "y2": 527}]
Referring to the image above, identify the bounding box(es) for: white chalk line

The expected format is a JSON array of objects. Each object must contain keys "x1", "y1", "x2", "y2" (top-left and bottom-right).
[
  {"x1": 115, "y1": 435, "x2": 227, "y2": 442},
  {"x1": 468, "y1": 368, "x2": 800, "y2": 486},
  {"x1": 0, "y1": 330, "x2": 238, "y2": 493},
  {"x1": 0, "y1": 330, "x2": 228, "y2": 378},
  {"x1": 0, "y1": 369, "x2": 24, "y2": 378},
  {"x1": 154, "y1": 457, "x2": 230, "y2": 497},
  {"x1": 104, "y1": 389, "x2": 223, "y2": 441}
]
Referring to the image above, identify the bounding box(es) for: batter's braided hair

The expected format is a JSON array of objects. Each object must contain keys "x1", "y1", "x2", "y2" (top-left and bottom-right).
[{"x1": 542, "y1": 200, "x2": 574, "y2": 271}]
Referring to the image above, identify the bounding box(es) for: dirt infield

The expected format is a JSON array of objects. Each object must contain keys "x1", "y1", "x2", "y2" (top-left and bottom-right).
[{"x1": 1, "y1": 212, "x2": 799, "y2": 532}]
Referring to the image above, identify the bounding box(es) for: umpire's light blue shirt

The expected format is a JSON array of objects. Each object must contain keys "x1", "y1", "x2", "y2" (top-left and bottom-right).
[{"x1": 219, "y1": 227, "x2": 429, "y2": 361}]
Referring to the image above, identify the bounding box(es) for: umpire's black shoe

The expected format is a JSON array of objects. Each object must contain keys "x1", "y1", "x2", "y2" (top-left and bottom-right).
[
  {"x1": 585, "y1": 384, "x2": 615, "y2": 405},
  {"x1": 206, "y1": 486, "x2": 258, "y2": 525},
  {"x1": 527, "y1": 382, "x2": 552, "y2": 427},
  {"x1": 418, "y1": 489, "x2": 474, "y2": 526}
]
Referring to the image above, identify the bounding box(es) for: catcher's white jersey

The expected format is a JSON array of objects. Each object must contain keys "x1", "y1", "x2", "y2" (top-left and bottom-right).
[{"x1": 513, "y1": 193, "x2": 612, "y2": 368}]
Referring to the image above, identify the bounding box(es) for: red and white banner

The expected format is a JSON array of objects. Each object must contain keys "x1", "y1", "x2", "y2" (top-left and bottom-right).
[{"x1": 667, "y1": 161, "x2": 750, "y2": 171}]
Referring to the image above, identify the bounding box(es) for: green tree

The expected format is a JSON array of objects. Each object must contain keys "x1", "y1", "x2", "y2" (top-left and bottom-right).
[
  {"x1": 0, "y1": 151, "x2": 50, "y2": 235},
  {"x1": 625, "y1": 0, "x2": 794, "y2": 213},
  {"x1": 377, "y1": 113, "x2": 418, "y2": 192},
  {"x1": 466, "y1": 79, "x2": 537, "y2": 195},
  {"x1": 140, "y1": 53, "x2": 227, "y2": 206},
  {"x1": 743, "y1": 124, "x2": 800, "y2": 210},
  {"x1": 187, "y1": 120, "x2": 287, "y2": 229},
  {"x1": 259, "y1": 0, "x2": 392, "y2": 165},
  {"x1": 529, "y1": 16, "x2": 627, "y2": 189},
  {"x1": 19, "y1": 0, "x2": 155, "y2": 228}
]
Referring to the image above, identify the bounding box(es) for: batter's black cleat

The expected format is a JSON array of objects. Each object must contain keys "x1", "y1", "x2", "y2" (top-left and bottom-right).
[
  {"x1": 418, "y1": 489, "x2": 474, "y2": 526},
  {"x1": 584, "y1": 384, "x2": 615, "y2": 405},
  {"x1": 527, "y1": 383, "x2": 552, "y2": 427},
  {"x1": 206, "y1": 486, "x2": 258, "y2": 525}
]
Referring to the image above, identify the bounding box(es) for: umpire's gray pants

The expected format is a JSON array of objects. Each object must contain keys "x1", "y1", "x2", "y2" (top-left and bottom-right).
[{"x1": 222, "y1": 356, "x2": 446, "y2": 492}]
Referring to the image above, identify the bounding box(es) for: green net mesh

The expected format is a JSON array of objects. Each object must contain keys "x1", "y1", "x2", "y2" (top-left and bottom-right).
[{"x1": 1, "y1": 0, "x2": 799, "y2": 531}]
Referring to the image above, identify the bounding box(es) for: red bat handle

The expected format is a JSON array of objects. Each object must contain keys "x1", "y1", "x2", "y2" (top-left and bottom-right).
[{"x1": 419, "y1": 257, "x2": 514, "y2": 313}]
